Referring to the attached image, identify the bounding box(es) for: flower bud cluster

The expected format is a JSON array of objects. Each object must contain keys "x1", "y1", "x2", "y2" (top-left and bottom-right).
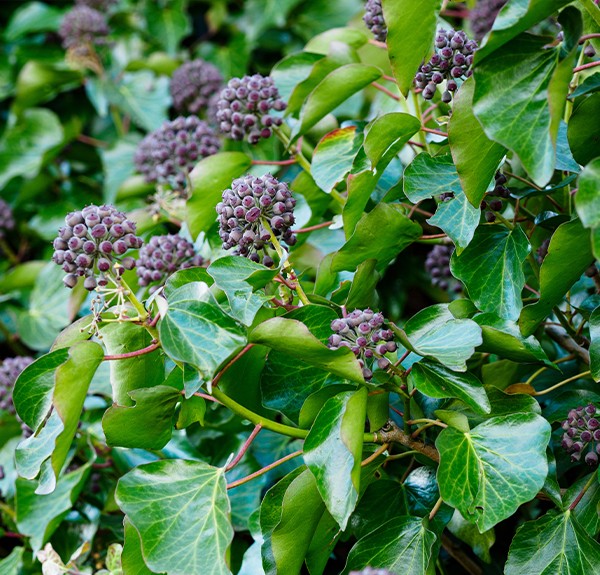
[
  {"x1": 0, "y1": 199, "x2": 15, "y2": 239},
  {"x1": 470, "y1": 0, "x2": 508, "y2": 41},
  {"x1": 52, "y1": 205, "x2": 142, "y2": 290},
  {"x1": 481, "y1": 171, "x2": 509, "y2": 222},
  {"x1": 59, "y1": 5, "x2": 109, "y2": 49},
  {"x1": 328, "y1": 309, "x2": 398, "y2": 380},
  {"x1": 135, "y1": 116, "x2": 220, "y2": 192},
  {"x1": 561, "y1": 404, "x2": 600, "y2": 466},
  {"x1": 415, "y1": 28, "x2": 477, "y2": 102},
  {"x1": 425, "y1": 245, "x2": 461, "y2": 293},
  {"x1": 136, "y1": 234, "x2": 205, "y2": 292},
  {"x1": 0, "y1": 356, "x2": 34, "y2": 415},
  {"x1": 216, "y1": 75, "x2": 286, "y2": 144},
  {"x1": 171, "y1": 59, "x2": 224, "y2": 116},
  {"x1": 217, "y1": 174, "x2": 296, "y2": 265},
  {"x1": 363, "y1": 0, "x2": 387, "y2": 43}
]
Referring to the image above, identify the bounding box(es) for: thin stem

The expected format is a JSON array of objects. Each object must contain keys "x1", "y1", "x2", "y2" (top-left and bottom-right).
[
  {"x1": 76, "y1": 134, "x2": 109, "y2": 148},
  {"x1": 189, "y1": 391, "x2": 222, "y2": 404},
  {"x1": 569, "y1": 473, "x2": 597, "y2": 510},
  {"x1": 372, "y1": 82, "x2": 401, "y2": 101},
  {"x1": 411, "y1": 421, "x2": 447, "y2": 438},
  {"x1": 403, "y1": 396, "x2": 411, "y2": 434},
  {"x1": 227, "y1": 450, "x2": 303, "y2": 490},
  {"x1": 573, "y1": 60, "x2": 600, "y2": 73},
  {"x1": 226, "y1": 424, "x2": 262, "y2": 471},
  {"x1": 212, "y1": 344, "x2": 255, "y2": 388},
  {"x1": 103, "y1": 341, "x2": 160, "y2": 361},
  {"x1": 361, "y1": 443, "x2": 389, "y2": 467},
  {"x1": 375, "y1": 420, "x2": 441, "y2": 461},
  {"x1": 382, "y1": 74, "x2": 396, "y2": 83},
  {"x1": 419, "y1": 233, "x2": 448, "y2": 240},
  {"x1": 534, "y1": 370, "x2": 592, "y2": 396},
  {"x1": 524, "y1": 284, "x2": 541, "y2": 297},
  {"x1": 421, "y1": 126, "x2": 448, "y2": 138},
  {"x1": 118, "y1": 275, "x2": 149, "y2": 323},
  {"x1": 553, "y1": 306, "x2": 578, "y2": 338},
  {"x1": 293, "y1": 221, "x2": 333, "y2": 233},
  {"x1": 428, "y1": 496, "x2": 444, "y2": 521},
  {"x1": 579, "y1": 33, "x2": 600, "y2": 42},
  {"x1": 368, "y1": 39, "x2": 387, "y2": 49},
  {"x1": 385, "y1": 450, "x2": 419, "y2": 462},
  {"x1": 504, "y1": 170, "x2": 542, "y2": 191},
  {"x1": 411, "y1": 90, "x2": 429, "y2": 152},
  {"x1": 0, "y1": 238, "x2": 19, "y2": 266},
  {"x1": 493, "y1": 211, "x2": 515, "y2": 230},
  {"x1": 395, "y1": 349, "x2": 411, "y2": 367},
  {"x1": 524, "y1": 366, "x2": 548, "y2": 387},
  {"x1": 408, "y1": 418, "x2": 447, "y2": 426},
  {"x1": 251, "y1": 159, "x2": 297, "y2": 166}
]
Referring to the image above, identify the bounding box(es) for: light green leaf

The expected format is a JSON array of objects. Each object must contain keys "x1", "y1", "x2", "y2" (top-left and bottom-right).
[
  {"x1": 304, "y1": 388, "x2": 367, "y2": 529},
  {"x1": 591, "y1": 306, "x2": 600, "y2": 381},
  {"x1": 144, "y1": 0, "x2": 190, "y2": 56},
  {"x1": 122, "y1": 518, "x2": 158, "y2": 575},
  {"x1": 576, "y1": 157, "x2": 600, "y2": 229},
  {"x1": 520, "y1": 219, "x2": 594, "y2": 336},
  {"x1": 451, "y1": 225, "x2": 531, "y2": 321},
  {"x1": 342, "y1": 516, "x2": 437, "y2": 575},
  {"x1": 176, "y1": 395, "x2": 206, "y2": 429},
  {"x1": 5, "y1": 2, "x2": 66, "y2": 40},
  {"x1": 15, "y1": 61, "x2": 82, "y2": 108},
  {"x1": 0, "y1": 546, "x2": 24, "y2": 574},
  {"x1": 428, "y1": 192, "x2": 480, "y2": 253},
  {"x1": 436, "y1": 413, "x2": 551, "y2": 531},
  {"x1": 505, "y1": 510, "x2": 600, "y2": 574},
  {"x1": 304, "y1": 27, "x2": 369, "y2": 54},
  {"x1": 382, "y1": 0, "x2": 442, "y2": 95},
  {"x1": 116, "y1": 459, "x2": 233, "y2": 575},
  {"x1": 409, "y1": 360, "x2": 490, "y2": 414}
]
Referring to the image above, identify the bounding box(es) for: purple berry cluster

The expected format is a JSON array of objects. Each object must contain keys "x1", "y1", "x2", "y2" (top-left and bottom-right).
[
  {"x1": 363, "y1": 0, "x2": 387, "y2": 43},
  {"x1": 425, "y1": 245, "x2": 461, "y2": 293},
  {"x1": 59, "y1": 5, "x2": 109, "y2": 49},
  {"x1": 328, "y1": 309, "x2": 398, "y2": 380},
  {"x1": 135, "y1": 116, "x2": 220, "y2": 192},
  {"x1": 171, "y1": 59, "x2": 223, "y2": 116},
  {"x1": 216, "y1": 75, "x2": 286, "y2": 144},
  {"x1": 75, "y1": 0, "x2": 118, "y2": 10},
  {"x1": 481, "y1": 171, "x2": 509, "y2": 222},
  {"x1": 561, "y1": 404, "x2": 600, "y2": 466},
  {"x1": 536, "y1": 238, "x2": 551, "y2": 264},
  {"x1": 0, "y1": 199, "x2": 15, "y2": 239},
  {"x1": 415, "y1": 28, "x2": 477, "y2": 103},
  {"x1": 136, "y1": 234, "x2": 205, "y2": 292},
  {"x1": 216, "y1": 174, "x2": 297, "y2": 265},
  {"x1": 52, "y1": 205, "x2": 142, "y2": 290},
  {"x1": 0, "y1": 356, "x2": 34, "y2": 415},
  {"x1": 350, "y1": 569, "x2": 397, "y2": 575},
  {"x1": 470, "y1": 0, "x2": 508, "y2": 41}
]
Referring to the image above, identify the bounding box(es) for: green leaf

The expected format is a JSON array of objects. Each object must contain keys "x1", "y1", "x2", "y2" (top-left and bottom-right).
[
  {"x1": 176, "y1": 394, "x2": 207, "y2": 429},
  {"x1": 116, "y1": 459, "x2": 233, "y2": 575},
  {"x1": 304, "y1": 388, "x2": 367, "y2": 529},
  {"x1": 122, "y1": 518, "x2": 158, "y2": 575},
  {"x1": 447, "y1": 509, "x2": 496, "y2": 563},
  {"x1": 187, "y1": 152, "x2": 252, "y2": 238},
  {"x1": 251, "y1": 317, "x2": 364, "y2": 383},
  {"x1": 576, "y1": 157, "x2": 600, "y2": 229},
  {"x1": 0, "y1": 546, "x2": 24, "y2": 574},
  {"x1": 436, "y1": 413, "x2": 551, "y2": 531},
  {"x1": 567, "y1": 93, "x2": 600, "y2": 166},
  {"x1": 474, "y1": 313, "x2": 552, "y2": 364},
  {"x1": 332, "y1": 203, "x2": 422, "y2": 272},
  {"x1": 403, "y1": 153, "x2": 462, "y2": 203},
  {"x1": 304, "y1": 27, "x2": 369, "y2": 54},
  {"x1": 14, "y1": 61, "x2": 82, "y2": 108},
  {"x1": 569, "y1": 72, "x2": 600, "y2": 99},
  {"x1": 591, "y1": 306, "x2": 600, "y2": 381},
  {"x1": 505, "y1": 510, "x2": 600, "y2": 574},
  {"x1": 343, "y1": 516, "x2": 437, "y2": 575},
  {"x1": 4, "y1": 2, "x2": 66, "y2": 40},
  {"x1": 0, "y1": 108, "x2": 63, "y2": 189},
  {"x1": 564, "y1": 474, "x2": 600, "y2": 537},
  {"x1": 400, "y1": 304, "x2": 483, "y2": 371},
  {"x1": 409, "y1": 360, "x2": 491, "y2": 414},
  {"x1": 144, "y1": 0, "x2": 190, "y2": 56},
  {"x1": 473, "y1": 35, "x2": 558, "y2": 186},
  {"x1": 448, "y1": 78, "x2": 506, "y2": 207},
  {"x1": 272, "y1": 52, "x2": 323, "y2": 102},
  {"x1": 451, "y1": 226, "x2": 531, "y2": 321},
  {"x1": 102, "y1": 386, "x2": 181, "y2": 449},
  {"x1": 428, "y1": 192, "x2": 480, "y2": 253},
  {"x1": 159, "y1": 299, "x2": 246, "y2": 381},
  {"x1": 294, "y1": 64, "x2": 382, "y2": 140},
  {"x1": 520, "y1": 219, "x2": 594, "y2": 336},
  {"x1": 100, "y1": 135, "x2": 143, "y2": 204},
  {"x1": 207, "y1": 256, "x2": 277, "y2": 326},
  {"x1": 382, "y1": 0, "x2": 442, "y2": 95},
  {"x1": 345, "y1": 259, "x2": 380, "y2": 310},
  {"x1": 311, "y1": 127, "x2": 363, "y2": 193}
]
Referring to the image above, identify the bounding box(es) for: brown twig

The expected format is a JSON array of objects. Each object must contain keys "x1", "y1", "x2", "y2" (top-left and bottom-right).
[
  {"x1": 421, "y1": 126, "x2": 448, "y2": 137},
  {"x1": 573, "y1": 60, "x2": 600, "y2": 73},
  {"x1": 226, "y1": 424, "x2": 262, "y2": 471},
  {"x1": 545, "y1": 326, "x2": 590, "y2": 364},
  {"x1": 103, "y1": 341, "x2": 160, "y2": 360},
  {"x1": 373, "y1": 420, "x2": 439, "y2": 462},
  {"x1": 212, "y1": 344, "x2": 256, "y2": 388},
  {"x1": 293, "y1": 221, "x2": 334, "y2": 233}
]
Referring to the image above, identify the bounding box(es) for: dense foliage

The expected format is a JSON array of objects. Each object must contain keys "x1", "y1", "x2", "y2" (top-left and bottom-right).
[{"x1": 1, "y1": 0, "x2": 600, "y2": 573}]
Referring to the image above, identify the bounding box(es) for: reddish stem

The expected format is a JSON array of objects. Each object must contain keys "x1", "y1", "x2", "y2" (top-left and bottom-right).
[
  {"x1": 395, "y1": 349, "x2": 412, "y2": 367},
  {"x1": 226, "y1": 424, "x2": 263, "y2": 471},
  {"x1": 524, "y1": 284, "x2": 541, "y2": 297},
  {"x1": 573, "y1": 60, "x2": 600, "y2": 73},
  {"x1": 579, "y1": 34, "x2": 600, "y2": 43},
  {"x1": 188, "y1": 391, "x2": 222, "y2": 404},
  {"x1": 104, "y1": 341, "x2": 160, "y2": 361},
  {"x1": 251, "y1": 159, "x2": 297, "y2": 166},
  {"x1": 293, "y1": 221, "x2": 333, "y2": 233},
  {"x1": 408, "y1": 140, "x2": 426, "y2": 149},
  {"x1": 212, "y1": 344, "x2": 255, "y2": 388},
  {"x1": 92, "y1": 459, "x2": 114, "y2": 469},
  {"x1": 372, "y1": 82, "x2": 401, "y2": 101},
  {"x1": 419, "y1": 233, "x2": 447, "y2": 240},
  {"x1": 2, "y1": 532, "x2": 24, "y2": 539},
  {"x1": 368, "y1": 39, "x2": 387, "y2": 49},
  {"x1": 421, "y1": 126, "x2": 448, "y2": 137},
  {"x1": 77, "y1": 134, "x2": 109, "y2": 148},
  {"x1": 382, "y1": 74, "x2": 397, "y2": 83},
  {"x1": 227, "y1": 449, "x2": 303, "y2": 490},
  {"x1": 148, "y1": 313, "x2": 160, "y2": 328}
]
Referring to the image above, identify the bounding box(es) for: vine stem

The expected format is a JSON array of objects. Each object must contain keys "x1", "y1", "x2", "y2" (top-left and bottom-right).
[
  {"x1": 212, "y1": 343, "x2": 255, "y2": 388},
  {"x1": 428, "y1": 496, "x2": 444, "y2": 521},
  {"x1": 361, "y1": 443, "x2": 389, "y2": 467},
  {"x1": 368, "y1": 39, "x2": 387, "y2": 49},
  {"x1": 569, "y1": 473, "x2": 597, "y2": 510},
  {"x1": 421, "y1": 126, "x2": 448, "y2": 137},
  {"x1": 534, "y1": 370, "x2": 592, "y2": 396},
  {"x1": 573, "y1": 60, "x2": 600, "y2": 73},
  {"x1": 227, "y1": 450, "x2": 303, "y2": 490},
  {"x1": 0, "y1": 238, "x2": 19, "y2": 266},
  {"x1": 293, "y1": 221, "x2": 333, "y2": 234},
  {"x1": 385, "y1": 450, "x2": 419, "y2": 462},
  {"x1": 372, "y1": 82, "x2": 401, "y2": 101},
  {"x1": 103, "y1": 341, "x2": 160, "y2": 361},
  {"x1": 251, "y1": 158, "x2": 297, "y2": 166},
  {"x1": 226, "y1": 424, "x2": 262, "y2": 471},
  {"x1": 580, "y1": 33, "x2": 600, "y2": 42}
]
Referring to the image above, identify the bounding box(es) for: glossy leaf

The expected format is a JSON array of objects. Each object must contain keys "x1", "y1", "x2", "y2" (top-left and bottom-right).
[
  {"x1": 0, "y1": 547, "x2": 24, "y2": 574},
  {"x1": 436, "y1": 413, "x2": 551, "y2": 531},
  {"x1": 520, "y1": 219, "x2": 594, "y2": 336},
  {"x1": 5, "y1": 2, "x2": 66, "y2": 40},
  {"x1": 567, "y1": 93, "x2": 600, "y2": 166},
  {"x1": 116, "y1": 459, "x2": 233, "y2": 575},
  {"x1": 363, "y1": 112, "x2": 421, "y2": 168},
  {"x1": 451, "y1": 226, "x2": 530, "y2": 321},
  {"x1": 591, "y1": 306, "x2": 600, "y2": 381},
  {"x1": 121, "y1": 518, "x2": 157, "y2": 575},
  {"x1": 428, "y1": 192, "x2": 480, "y2": 253},
  {"x1": 576, "y1": 157, "x2": 600, "y2": 229},
  {"x1": 304, "y1": 388, "x2": 367, "y2": 529},
  {"x1": 403, "y1": 153, "x2": 462, "y2": 203},
  {"x1": 144, "y1": 0, "x2": 190, "y2": 56}
]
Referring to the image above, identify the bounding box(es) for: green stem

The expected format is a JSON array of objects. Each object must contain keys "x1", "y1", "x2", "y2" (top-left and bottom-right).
[
  {"x1": 534, "y1": 370, "x2": 592, "y2": 396},
  {"x1": 403, "y1": 396, "x2": 411, "y2": 434},
  {"x1": 110, "y1": 104, "x2": 125, "y2": 137},
  {"x1": 553, "y1": 306, "x2": 578, "y2": 338}
]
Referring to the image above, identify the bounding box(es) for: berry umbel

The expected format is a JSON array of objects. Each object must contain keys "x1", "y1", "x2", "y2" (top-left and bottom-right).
[
  {"x1": 216, "y1": 75, "x2": 286, "y2": 144},
  {"x1": 328, "y1": 309, "x2": 398, "y2": 380},
  {"x1": 363, "y1": 0, "x2": 387, "y2": 43},
  {"x1": 0, "y1": 199, "x2": 15, "y2": 239},
  {"x1": 415, "y1": 28, "x2": 477, "y2": 103},
  {"x1": 136, "y1": 234, "x2": 205, "y2": 292},
  {"x1": 0, "y1": 356, "x2": 34, "y2": 416},
  {"x1": 52, "y1": 205, "x2": 143, "y2": 290},
  {"x1": 171, "y1": 59, "x2": 224, "y2": 116},
  {"x1": 425, "y1": 244, "x2": 462, "y2": 293},
  {"x1": 59, "y1": 5, "x2": 109, "y2": 49},
  {"x1": 561, "y1": 404, "x2": 600, "y2": 466},
  {"x1": 350, "y1": 569, "x2": 397, "y2": 575},
  {"x1": 134, "y1": 116, "x2": 220, "y2": 192},
  {"x1": 216, "y1": 173, "x2": 296, "y2": 265}
]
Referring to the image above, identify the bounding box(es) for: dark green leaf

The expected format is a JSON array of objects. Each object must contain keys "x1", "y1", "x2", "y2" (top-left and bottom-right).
[
  {"x1": 447, "y1": 509, "x2": 496, "y2": 563},
  {"x1": 144, "y1": 0, "x2": 190, "y2": 56},
  {"x1": 576, "y1": 157, "x2": 600, "y2": 229},
  {"x1": 403, "y1": 153, "x2": 461, "y2": 203},
  {"x1": 428, "y1": 192, "x2": 480, "y2": 253},
  {"x1": 121, "y1": 518, "x2": 157, "y2": 575},
  {"x1": 14, "y1": 61, "x2": 82, "y2": 108},
  {"x1": 567, "y1": 93, "x2": 600, "y2": 166}
]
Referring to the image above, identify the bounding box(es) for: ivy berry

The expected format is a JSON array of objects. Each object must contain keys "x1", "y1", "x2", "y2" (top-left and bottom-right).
[
  {"x1": 363, "y1": 0, "x2": 387, "y2": 43},
  {"x1": 561, "y1": 404, "x2": 600, "y2": 466}
]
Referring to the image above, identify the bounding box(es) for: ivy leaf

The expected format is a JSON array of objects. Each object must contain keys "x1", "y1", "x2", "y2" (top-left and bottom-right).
[
  {"x1": 207, "y1": 256, "x2": 277, "y2": 326},
  {"x1": 451, "y1": 226, "x2": 530, "y2": 321},
  {"x1": 187, "y1": 152, "x2": 252, "y2": 238},
  {"x1": 176, "y1": 395, "x2": 207, "y2": 429},
  {"x1": 5, "y1": 2, "x2": 66, "y2": 40},
  {"x1": 409, "y1": 360, "x2": 491, "y2": 414},
  {"x1": 576, "y1": 157, "x2": 600, "y2": 229},
  {"x1": 116, "y1": 459, "x2": 233, "y2": 575},
  {"x1": 564, "y1": 474, "x2": 600, "y2": 537},
  {"x1": 436, "y1": 413, "x2": 551, "y2": 531},
  {"x1": 304, "y1": 388, "x2": 367, "y2": 529},
  {"x1": 473, "y1": 35, "x2": 558, "y2": 186},
  {"x1": 567, "y1": 93, "x2": 600, "y2": 166},
  {"x1": 403, "y1": 153, "x2": 462, "y2": 203},
  {"x1": 0, "y1": 547, "x2": 24, "y2": 574},
  {"x1": 102, "y1": 386, "x2": 181, "y2": 449},
  {"x1": 448, "y1": 78, "x2": 506, "y2": 208},
  {"x1": 250, "y1": 316, "x2": 364, "y2": 383},
  {"x1": 159, "y1": 298, "x2": 246, "y2": 381},
  {"x1": 428, "y1": 192, "x2": 480, "y2": 253},
  {"x1": 505, "y1": 510, "x2": 600, "y2": 574},
  {"x1": 382, "y1": 0, "x2": 442, "y2": 95},
  {"x1": 520, "y1": 219, "x2": 594, "y2": 336},
  {"x1": 342, "y1": 516, "x2": 437, "y2": 575},
  {"x1": 272, "y1": 52, "x2": 323, "y2": 102},
  {"x1": 590, "y1": 307, "x2": 600, "y2": 382},
  {"x1": 122, "y1": 518, "x2": 160, "y2": 575},
  {"x1": 144, "y1": 0, "x2": 190, "y2": 56}
]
